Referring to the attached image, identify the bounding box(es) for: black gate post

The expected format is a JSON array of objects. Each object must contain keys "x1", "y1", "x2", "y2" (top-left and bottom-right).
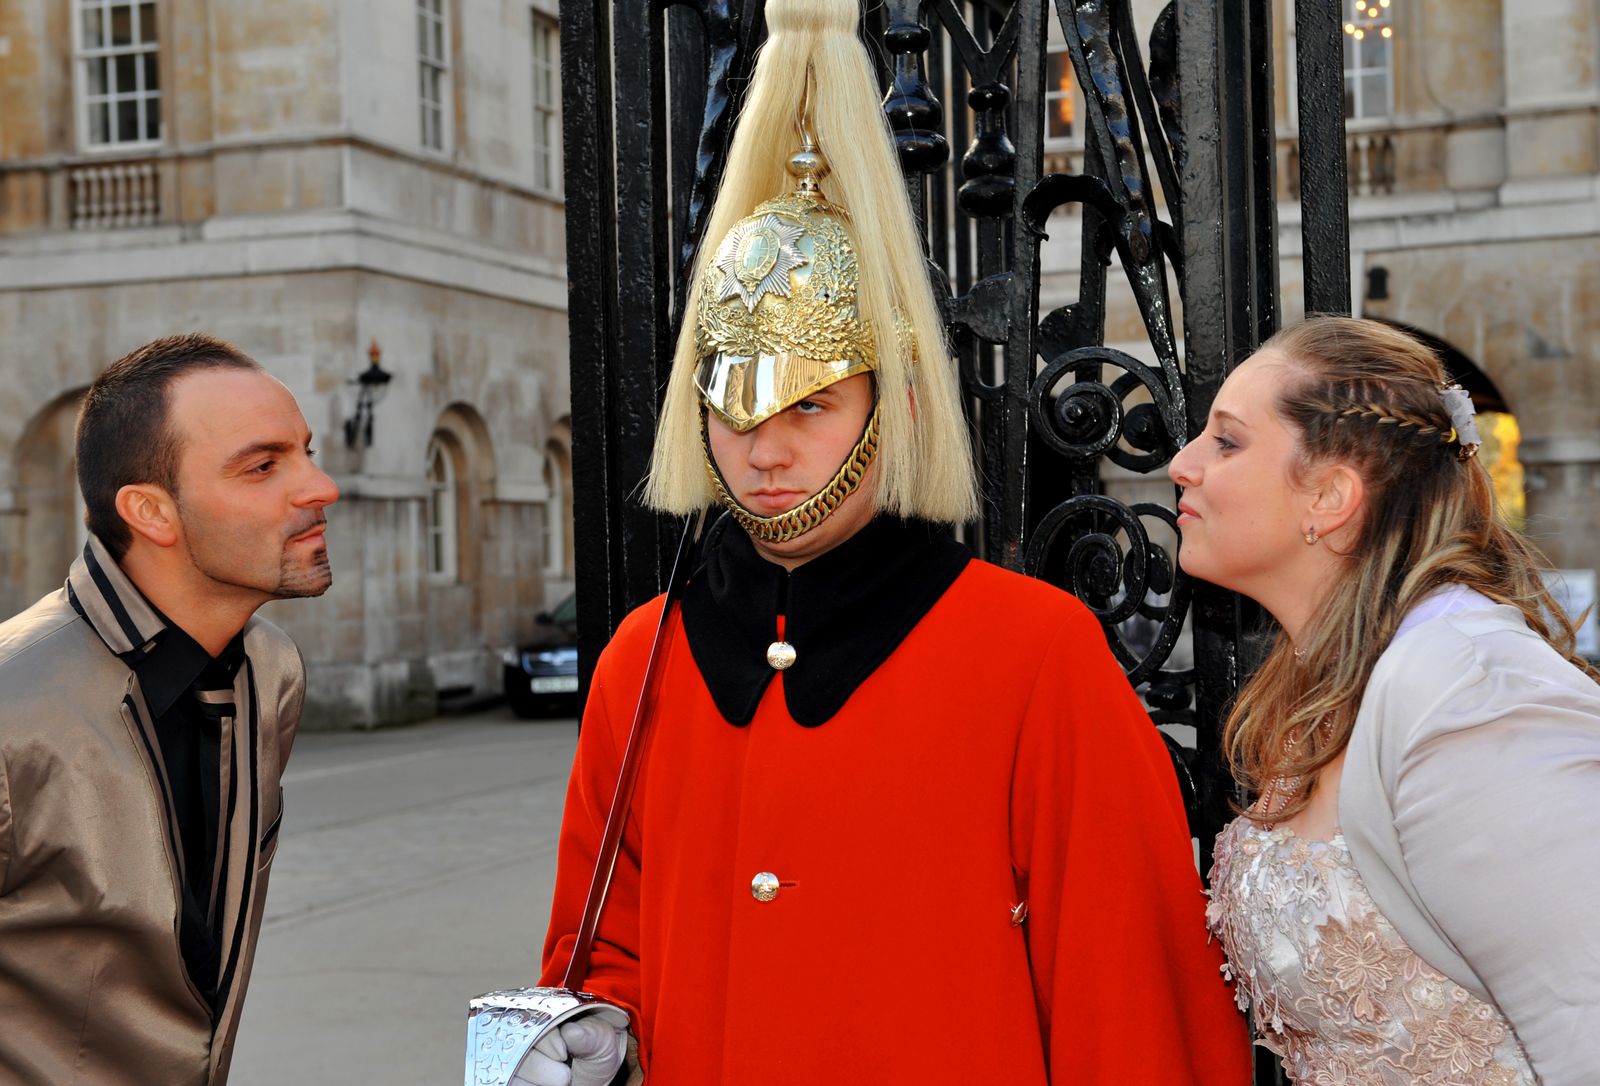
[
  {"x1": 1296, "y1": 0, "x2": 1353, "y2": 315},
  {"x1": 560, "y1": 0, "x2": 758, "y2": 692},
  {"x1": 560, "y1": 0, "x2": 663, "y2": 692},
  {"x1": 1175, "y1": 0, "x2": 1281, "y2": 862}
]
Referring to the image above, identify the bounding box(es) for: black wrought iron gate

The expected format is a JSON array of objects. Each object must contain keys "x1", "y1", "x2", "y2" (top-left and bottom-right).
[{"x1": 561, "y1": 1, "x2": 1351, "y2": 1076}]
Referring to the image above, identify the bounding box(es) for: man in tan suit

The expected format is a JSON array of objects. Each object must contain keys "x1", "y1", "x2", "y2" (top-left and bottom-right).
[{"x1": 0, "y1": 334, "x2": 339, "y2": 1085}]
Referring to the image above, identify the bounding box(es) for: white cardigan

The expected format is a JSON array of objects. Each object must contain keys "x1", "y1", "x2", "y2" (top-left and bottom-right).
[{"x1": 1340, "y1": 590, "x2": 1600, "y2": 1085}]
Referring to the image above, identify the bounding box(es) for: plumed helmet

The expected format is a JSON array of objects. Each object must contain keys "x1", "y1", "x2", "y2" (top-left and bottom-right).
[
  {"x1": 694, "y1": 147, "x2": 874, "y2": 433},
  {"x1": 643, "y1": 0, "x2": 977, "y2": 534}
]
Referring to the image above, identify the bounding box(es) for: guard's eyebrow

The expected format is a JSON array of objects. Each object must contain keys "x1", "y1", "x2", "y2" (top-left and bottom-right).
[
  {"x1": 803, "y1": 384, "x2": 845, "y2": 399},
  {"x1": 1212, "y1": 409, "x2": 1249, "y2": 429}
]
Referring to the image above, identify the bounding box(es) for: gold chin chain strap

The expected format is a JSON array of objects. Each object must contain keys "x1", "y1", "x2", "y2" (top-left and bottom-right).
[{"x1": 703, "y1": 405, "x2": 880, "y2": 544}]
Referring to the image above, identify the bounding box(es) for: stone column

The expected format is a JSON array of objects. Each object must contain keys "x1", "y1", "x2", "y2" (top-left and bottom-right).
[
  {"x1": 1516, "y1": 250, "x2": 1600, "y2": 577},
  {"x1": 1418, "y1": 0, "x2": 1507, "y2": 191},
  {"x1": 1522, "y1": 438, "x2": 1600, "y2": 573},
  {"x1": 1501, "y1": 0, "x2": 1600, "y2": 179}
]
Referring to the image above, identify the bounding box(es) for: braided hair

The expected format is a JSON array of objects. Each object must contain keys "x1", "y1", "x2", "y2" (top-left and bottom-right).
[
  {"x1": 1335, "y1": 402, "x2": 1454, "y2": 443},
  {"x1": 1225, "y1": 316, "x2": 1596, "y2": 824}
]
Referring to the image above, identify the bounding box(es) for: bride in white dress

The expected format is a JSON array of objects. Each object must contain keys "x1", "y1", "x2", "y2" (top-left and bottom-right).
[{"x1": 1168, "y1": 316, "x2": 1600, "y2": 1085}]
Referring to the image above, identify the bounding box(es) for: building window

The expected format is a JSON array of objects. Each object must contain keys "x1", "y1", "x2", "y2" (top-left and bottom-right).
[
  {"x1": 1343, "y1": 0, "x2": 1394, "y2": 120},
  {"x1": 76, "y1": 0, "x2": 161, "y2": 148},
  {"x1": 426, "y1": 438, "x2": 458, "y2": 579},
  {"x1": 531, "y1": 12, "x2": 562, "y2": 194},
  {"x1": 1045, "y1": 44, "x2": 1077, "y2": 146},
  {"x1": 1041, "y1": 42, "x2": 1086, "y2": 179},
  {"x1": 418, "y1": 0, "x2": 449, "y2": 151},
  {"x1": 542, "y1": 445, "x2": 566, "y2": 577}
]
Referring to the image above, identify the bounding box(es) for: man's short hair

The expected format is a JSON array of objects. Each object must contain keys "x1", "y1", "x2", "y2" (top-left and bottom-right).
[{"x1": 76, "y1": 333, "x2": 262, "y2": 561}]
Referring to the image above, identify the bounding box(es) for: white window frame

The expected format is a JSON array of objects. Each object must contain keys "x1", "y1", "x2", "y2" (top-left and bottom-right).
[
  {"x1": 418, "y1": 0, "x2": 450, "y2": 152},
  {"x1": 1343, "y1": 0, "x2": 1394, "y2": 122},
  {"x1": 531, "y1": 11, "x2": 563, "y2": 195},
  {"x1": 74, "y1": 0, "x2": 162, "y2": 151},
  {"x1": 542, "y1": 446, "x2": 565, "y2": 577},
  {"x1": 426, "y1": 438, "x2": 459, "y2": 581}
]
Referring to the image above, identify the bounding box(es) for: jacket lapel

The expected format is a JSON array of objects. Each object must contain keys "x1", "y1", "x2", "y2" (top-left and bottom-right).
[
  {"x1": 118, "y1": 683, "x2": 214, "y2": 1015},
  {"x1": 211, "y1": 656, "x2": 262, "y2": 1023},
  {"x1": 118, "y1": 684, "x2": 188, "y2": 887},
  {"x1": 71, "y1": 535, "x2": 284, "y2": 1068},
  {"x1": 74, "y1": 536, "x2": 266, "y2": 1027}
]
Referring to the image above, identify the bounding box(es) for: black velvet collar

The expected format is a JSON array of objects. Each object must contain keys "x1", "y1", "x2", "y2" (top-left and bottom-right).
[{"x1": 682, "y1": 514, "x2": 971, "y2": 727}]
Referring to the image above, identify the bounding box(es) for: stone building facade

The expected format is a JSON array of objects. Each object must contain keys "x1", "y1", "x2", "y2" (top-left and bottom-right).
[
  {"x1": 1325, "y1": 0, "x2": 1600, "y2": 572},
  {"x1": 1041, "y1": 0, "x2": 1599, "y2": 583},
  {"x1": 0, "y1": 0, "x2": 574, "y2": 726},
  {"x1": 2, "y1": 1, "x2": 1596, "y2": 724}
]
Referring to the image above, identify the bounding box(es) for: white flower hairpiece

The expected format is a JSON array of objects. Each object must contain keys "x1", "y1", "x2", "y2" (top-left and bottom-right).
[{"x1": 1440, "y1": 385, "x2": 1481, "y2": 459}]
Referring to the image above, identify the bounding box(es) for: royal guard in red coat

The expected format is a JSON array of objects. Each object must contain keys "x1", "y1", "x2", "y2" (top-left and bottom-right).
[{"x1": 522, "y1": 0, "x2": 1252, "y2": 1082}]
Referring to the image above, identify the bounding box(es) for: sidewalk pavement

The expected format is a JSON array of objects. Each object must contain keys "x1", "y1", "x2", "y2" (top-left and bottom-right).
[{"x1": 228, "y1": 709, "x2": 577, "y2": 1086}]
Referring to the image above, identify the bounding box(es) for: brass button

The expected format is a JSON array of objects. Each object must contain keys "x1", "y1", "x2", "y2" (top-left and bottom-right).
[
  {"x1": 765, "y1": 641, "x2": 797, "y2": 670},
  {"x1": 751, "y1": 871, "x2": 780, "y2": 902}
]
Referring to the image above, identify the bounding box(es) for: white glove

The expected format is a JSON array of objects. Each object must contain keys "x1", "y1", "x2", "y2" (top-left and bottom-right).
[{"x1": 509, "y1": 1015, "x2": 629, "y2": 1086}]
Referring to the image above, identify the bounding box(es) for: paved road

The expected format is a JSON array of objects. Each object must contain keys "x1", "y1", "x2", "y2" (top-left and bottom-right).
[{"x1": 229, "y1": 709, "x2": 578, "y2": 1086}]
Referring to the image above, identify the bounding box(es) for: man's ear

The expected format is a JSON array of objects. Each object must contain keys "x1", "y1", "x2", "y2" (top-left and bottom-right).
[
  {"x1": 114, "y1": 484, "x2": 180, "y2": 549},
  {"x1": 1308, "y1": 462, "x2": 1365, "y2": 538}
]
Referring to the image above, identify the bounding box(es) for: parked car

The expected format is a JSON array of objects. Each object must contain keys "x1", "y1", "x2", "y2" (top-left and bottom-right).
[{"x1": 502, "y1": 593, "x2": 580, "y2": 718}]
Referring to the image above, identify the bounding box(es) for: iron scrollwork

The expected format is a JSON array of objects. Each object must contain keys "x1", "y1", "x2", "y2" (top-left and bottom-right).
[
  {"x1": 895, "y1": 1, "x2": 1200, "y2": 747},
  {"x1": 643, "y1": 1, "x2": 1202, "y2": 704},
  {"x1": 568, "y1": 0, "x2": 1349, "y2": 881}
]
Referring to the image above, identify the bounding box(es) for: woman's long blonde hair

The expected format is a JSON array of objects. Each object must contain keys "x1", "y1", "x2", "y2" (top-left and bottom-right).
[
  {"x1": 1226, "y1": 316, "x2": 1597, "y2": 822},
  {"x1": 642, "y1": 0, "x2": 977, "y2": 524}
]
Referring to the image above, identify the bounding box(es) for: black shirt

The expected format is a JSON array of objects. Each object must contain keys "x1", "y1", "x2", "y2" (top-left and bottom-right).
[{"x1": 133, "y1": 623, "x2": 246, "y2": 1013}]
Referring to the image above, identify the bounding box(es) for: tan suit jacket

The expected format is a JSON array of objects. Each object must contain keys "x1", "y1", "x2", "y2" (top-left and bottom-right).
[{"x1": 0, "y1": 538, "x2": 304, "y2": 1085}]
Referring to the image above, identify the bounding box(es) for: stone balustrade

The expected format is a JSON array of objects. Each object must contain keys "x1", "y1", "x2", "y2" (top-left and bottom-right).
[
  {"x1": 69, "y1": 160, "x2": 161, "y2": 230},
  {"x1": 1346, "y1": 130, "x2": 1397, "y2": 196}
]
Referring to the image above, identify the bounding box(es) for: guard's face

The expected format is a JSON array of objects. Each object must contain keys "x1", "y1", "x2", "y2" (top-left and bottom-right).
[
  {"x1": 1167, "y1": 352, "x2": 1312, "y2": 597},
  {"x1": 706, "y1": 372, "x2": 878, "y2": 568},
  {"x1": 168, "y1": 368, "x2": 340, "y2": 605}
]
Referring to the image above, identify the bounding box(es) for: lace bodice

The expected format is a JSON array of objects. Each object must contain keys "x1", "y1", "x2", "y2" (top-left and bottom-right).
[{"x1": 1208, "y1": 819, "x2": 1537, "y2": 1085}]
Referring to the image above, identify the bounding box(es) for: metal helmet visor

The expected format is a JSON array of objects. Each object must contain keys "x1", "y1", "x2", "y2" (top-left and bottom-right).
[
  {"x1": 692, "y1": 191, "x2": 876, "y2": 432},
  {"x1": 694, "y1": 352, "x2": 873, "y2": 433}
]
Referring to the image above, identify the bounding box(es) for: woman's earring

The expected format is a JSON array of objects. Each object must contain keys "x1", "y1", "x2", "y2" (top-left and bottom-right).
[{"x1": 1304, "y1": 527, "x2": 1320, "y2": 545}]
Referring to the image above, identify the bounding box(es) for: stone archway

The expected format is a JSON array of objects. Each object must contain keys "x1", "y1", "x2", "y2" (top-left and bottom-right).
[
  {"x1": 1380, "y1": 320, "x2": 1526, "y2": 529},
  {"x1": 1369, "y1": 240, "x2": 1600, "y2": 572},
  {"x1": 10, "y1": 389, "x2": 89, "y2": 609}
]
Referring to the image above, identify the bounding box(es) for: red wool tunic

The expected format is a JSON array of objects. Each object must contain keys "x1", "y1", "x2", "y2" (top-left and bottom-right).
[{"x1": 541, "y1": 559, "x2": 1250, "y2": 1083}]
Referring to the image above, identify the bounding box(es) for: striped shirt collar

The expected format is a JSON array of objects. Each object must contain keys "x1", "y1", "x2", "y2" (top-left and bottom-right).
[{"x1": 66, "y1": 535, "x2": 170, "y2": 662}]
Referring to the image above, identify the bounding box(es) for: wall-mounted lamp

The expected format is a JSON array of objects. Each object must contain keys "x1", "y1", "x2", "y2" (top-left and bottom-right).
[{"x1": 343, "y1": 339, "x2": 394, "y2": 449}]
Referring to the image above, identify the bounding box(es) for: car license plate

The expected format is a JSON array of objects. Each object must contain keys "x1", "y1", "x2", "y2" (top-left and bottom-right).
[{"x1": 531, "y1": 676, "x2": 578, "y2": 694}]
